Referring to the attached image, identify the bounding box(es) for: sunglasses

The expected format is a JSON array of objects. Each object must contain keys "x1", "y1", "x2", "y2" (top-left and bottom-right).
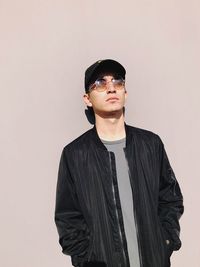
[{"x1": 88, "y1": 76, "x2": 125, "y2": 92}]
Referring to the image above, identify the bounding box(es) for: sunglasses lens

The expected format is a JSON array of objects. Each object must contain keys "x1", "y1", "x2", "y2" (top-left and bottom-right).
[
  {"x1": 89, "y1": 77, "x2": 125, "y2": 92},
  {"x1": 96, "y1": 79, "x2": 106, "y2": 86},
  {"x1": 113, "y1": 78, "x2": 124, "y2": 88}
]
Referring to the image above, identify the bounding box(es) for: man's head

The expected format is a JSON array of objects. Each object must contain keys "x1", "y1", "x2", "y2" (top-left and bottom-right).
[
  {"x1": 83, "y1": 59, "x2": 127, "y2": 118},
  {"x1": 84, "y1": 59, "x2": 126, "y2": 93}
]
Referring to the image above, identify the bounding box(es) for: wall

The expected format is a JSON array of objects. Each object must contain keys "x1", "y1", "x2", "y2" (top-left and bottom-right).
[{"x1": 0, "y1": 1, "x2": 199, "y2": 266}]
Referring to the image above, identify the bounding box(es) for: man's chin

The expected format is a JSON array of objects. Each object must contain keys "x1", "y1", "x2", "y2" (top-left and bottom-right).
[{"x1": 96, "y1": 108, "x2": 124, "y2": 118}]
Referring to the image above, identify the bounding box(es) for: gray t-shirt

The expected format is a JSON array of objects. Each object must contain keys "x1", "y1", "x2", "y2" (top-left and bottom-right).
[{"x1": 102, "y1": 138, "x2": 140, "y2": 267}]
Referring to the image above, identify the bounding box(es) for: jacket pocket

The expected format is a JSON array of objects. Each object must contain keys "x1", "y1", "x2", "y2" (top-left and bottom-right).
[{"x1": 72, "y1": 233, "x2": 93, "y2": 267}]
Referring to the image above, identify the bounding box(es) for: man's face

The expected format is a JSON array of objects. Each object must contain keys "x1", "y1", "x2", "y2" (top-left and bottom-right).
[{"x1": 83, "y1": 74, "x2": 127, "y2": 117}]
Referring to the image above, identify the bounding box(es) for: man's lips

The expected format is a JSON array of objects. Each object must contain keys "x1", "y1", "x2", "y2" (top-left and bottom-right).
[{"x1": 106, "y1": 97, "x2": 119, "y2": 102}]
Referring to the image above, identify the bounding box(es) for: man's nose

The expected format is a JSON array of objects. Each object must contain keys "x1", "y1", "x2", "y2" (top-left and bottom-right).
[{"x1": 106, "y1": 81, "x2": 116, "y2": 93}]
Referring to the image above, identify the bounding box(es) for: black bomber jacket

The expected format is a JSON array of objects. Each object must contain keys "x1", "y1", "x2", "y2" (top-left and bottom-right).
[{"x1": 54, "y1": 124, "x2": 184, "y2": 267}]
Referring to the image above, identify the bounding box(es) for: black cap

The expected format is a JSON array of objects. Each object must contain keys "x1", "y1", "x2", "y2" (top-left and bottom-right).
[{"x1": 85, "y1": 59, "x2": 126, "y2": 92}]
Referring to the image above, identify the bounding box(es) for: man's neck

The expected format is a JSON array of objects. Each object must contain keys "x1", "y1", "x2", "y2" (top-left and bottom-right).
[{"x1": 95, "y1": 111, "x2": 126, "y2": 141}]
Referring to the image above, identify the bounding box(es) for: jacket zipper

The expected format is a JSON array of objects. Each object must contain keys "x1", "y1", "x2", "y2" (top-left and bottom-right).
[
  {"x1": 109, "y1": 152, "x2": 127, "y2": 267},
  {"x1": 123, "y1": 148, "x2": 143, "y2": 267}
]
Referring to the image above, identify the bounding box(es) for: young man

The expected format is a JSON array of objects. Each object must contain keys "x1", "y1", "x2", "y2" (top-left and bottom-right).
[{"x1": 54, "y1": 59, "x2": 184, "y2": 267}]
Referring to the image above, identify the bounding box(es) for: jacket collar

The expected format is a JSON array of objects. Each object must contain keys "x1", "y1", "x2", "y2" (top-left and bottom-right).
[{"x1": 90, "y1": 123, "x2": 134, "y2": 151}]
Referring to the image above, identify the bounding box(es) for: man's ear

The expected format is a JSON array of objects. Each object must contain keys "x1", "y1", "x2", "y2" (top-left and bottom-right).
[{"x1": 83, "y1": 93, "x2": 92, "y2": 107}]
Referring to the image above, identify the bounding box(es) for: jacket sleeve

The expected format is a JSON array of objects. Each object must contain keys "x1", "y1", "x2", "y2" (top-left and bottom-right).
[
  {"x1": 54, "y1": 148, "x2": 90, "y2": 262},
  {"x1": 157, "y1": 136, "x2": 184, "y2": 251}
]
